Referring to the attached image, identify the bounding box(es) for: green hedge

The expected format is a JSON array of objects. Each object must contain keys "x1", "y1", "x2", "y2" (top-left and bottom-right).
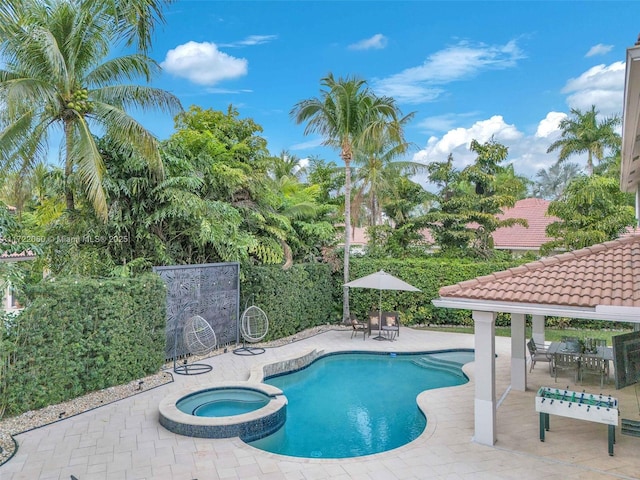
[
  {"x1": 241, "y1": 263, "x2": 336, "y2": 339},
  {"x1": 346, "y1": 257, "x2": 523, "y2": 326},
  {"x1": 0, "y1": 274, "x2": 166, "y2": 417}
]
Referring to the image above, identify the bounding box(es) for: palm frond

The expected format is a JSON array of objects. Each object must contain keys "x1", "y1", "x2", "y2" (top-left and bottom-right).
[
  {"x1": 70, "y1": 116, "x2": 107, "y2": 220},
  {"x1": 87, "y1": 54, "x2": 161, "y2": 86},
  {"x1": 91, "y1": 101, "x2": 164, "y2": 178}
]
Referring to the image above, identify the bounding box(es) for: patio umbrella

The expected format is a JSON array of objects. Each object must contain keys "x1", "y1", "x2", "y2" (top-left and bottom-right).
[{"x1": 344, "y1": 270, "x2": 420, "y2": 341}]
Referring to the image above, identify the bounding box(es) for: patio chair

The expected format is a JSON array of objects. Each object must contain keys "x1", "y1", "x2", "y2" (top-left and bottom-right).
[
  {"x1": 350, "y1": 314, "x2": 366, "y2": 340},
  {"x1": 579, "y1": 355, "x2": 608, "y2": 388},
  {"x1": 553, "y1": 352, "x2": 580, "y2": 383},
  {"x1": 381, "y1": 311, "x2": 400, "y2": 341},
  {"x1": 527, "y1": 338, "x2": 552, "y2": 374},
  {"x1": 368, "y1": 311, "x2": 381, "y2": 337}
]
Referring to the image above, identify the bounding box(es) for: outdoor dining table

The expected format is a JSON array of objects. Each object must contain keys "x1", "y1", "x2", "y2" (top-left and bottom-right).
[{"x1": 548, "y1": 341, "x2": 614, "y2": 362}]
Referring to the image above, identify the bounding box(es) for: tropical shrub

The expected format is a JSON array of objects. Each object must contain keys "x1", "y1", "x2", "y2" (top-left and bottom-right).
[
  {"x1": 346, "y1": 256, "x2": 524, "y2": 326},
  {"x1": 241, "y1": 263, "x2": 336, "y2": 339},
  {"x1": 0, "y1": 274, "x2": 165, "y2": 417}
]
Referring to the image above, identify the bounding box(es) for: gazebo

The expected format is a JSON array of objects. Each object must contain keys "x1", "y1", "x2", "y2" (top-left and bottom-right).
[
  {"x1": 431, "y1": 36, "x2": 640, "y2": 447},
  {"x1": 433, "y1": 237, "x2": 640, "y2": 445}
]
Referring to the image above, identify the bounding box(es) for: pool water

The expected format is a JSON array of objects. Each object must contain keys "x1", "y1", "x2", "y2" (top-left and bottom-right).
[
  {"x1": 177, "y1": 388, "x2": 270, "y2": 417},
  {"x1": 249, "y1": 350, "x2": 473, "y2": 458}
]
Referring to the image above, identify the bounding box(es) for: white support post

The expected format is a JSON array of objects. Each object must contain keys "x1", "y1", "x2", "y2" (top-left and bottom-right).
[
  {"x1": 510, "y1": 313, "x2": 527, "y2": 391},
  {"x1": 3, "y1": 285, "x2": 10, "y2": 311},
  {"x1": 532, "y1": 314, "x2": 545, "y2": 346},
  {"x1": 473, "y1": 310, "x2": 497, "y2": 446},
  {"x1": 636, "y1": 184, "x2": 640, "y2": 227}
]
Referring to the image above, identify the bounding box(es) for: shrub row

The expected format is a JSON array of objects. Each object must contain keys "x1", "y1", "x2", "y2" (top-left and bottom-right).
[
  {"x1": 240, "y1": 263, "x2": 336, "y2": 339},
  {"x1": 0, "y1": 274, "x2": 166, "y2": 417},
  {"x1": 346, "y1": 257, "x2": 523, "y2": 326},
  {"x1": 2, "y1": 255, "x2": 623, "y2": 419}
]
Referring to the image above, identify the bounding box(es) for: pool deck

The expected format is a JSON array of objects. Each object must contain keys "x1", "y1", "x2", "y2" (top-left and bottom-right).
[{"x1": 2, "y1": 327, "x2": 640, "y2": 480}]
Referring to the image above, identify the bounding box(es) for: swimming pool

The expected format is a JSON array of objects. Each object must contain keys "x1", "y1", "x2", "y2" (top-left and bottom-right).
[{"x1": 248, "y1": 350, "x2": 473, "y2": 458}]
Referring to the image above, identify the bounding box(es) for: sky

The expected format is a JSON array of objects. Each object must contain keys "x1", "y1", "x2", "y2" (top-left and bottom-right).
[{"x1": 136, "y1": 1, "x2": 640, "y2": 187}]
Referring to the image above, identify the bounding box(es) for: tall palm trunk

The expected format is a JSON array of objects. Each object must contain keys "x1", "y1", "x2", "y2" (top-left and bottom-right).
[
  {"x1": 342, "y1": 153, "x2": 351, "y2": 324},
  {"x1": 64, "y1": 120, "x2": 75, "y2": 213}
]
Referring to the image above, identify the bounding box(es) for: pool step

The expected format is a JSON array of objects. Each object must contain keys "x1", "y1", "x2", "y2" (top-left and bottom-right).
[
  {"x1": 412, "y1": 357, "x2": 467, "y2": 378},
  {"x1": 421, "y1": 356, "x2": 464, "y2": 368},
  {"x1": 621, "y1": 418, "x2": 640, "y2": 437}
]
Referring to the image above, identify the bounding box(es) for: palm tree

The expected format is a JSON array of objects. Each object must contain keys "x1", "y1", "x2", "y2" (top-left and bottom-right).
[
  {"x1": 0, "y1": 0, "x2": 182, "y2": 220},
  {"x1": 269, "y1": 150, "x2": 306, "y2": 181},
  {"x1": 546, "y1": 105, "x2": 621, "y2": 176},
  {"x1": 352, "y1": 114, "x2": 418, "y2": 227},
  {"x1": 103, "y1": 0, "x2": 175, "y2": 53},
  {"x1": 291, "y1": 73, "x2": 407, "y2": 322},
  {"x1": 0, "y1": 0, "x2": 174, "y2": 54},
  {"x1": 533, "y1": 162, "x2": 582, "y2": 200}
]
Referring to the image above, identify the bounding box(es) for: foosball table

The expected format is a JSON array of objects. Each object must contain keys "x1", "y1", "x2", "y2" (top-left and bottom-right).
[{"x1": 535, "y1": 386, "x2": 619, "y2": 456}]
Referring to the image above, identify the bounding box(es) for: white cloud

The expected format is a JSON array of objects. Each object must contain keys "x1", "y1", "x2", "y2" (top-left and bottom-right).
[
  {"x1": 535, "y1": 111, "x2": 567, "y2": 138},
  {"x1": 298, "y1": 157, "x2": 310, "y2": 170},
  {"x1": 290, "y1": 137, "x2": 325, "y2": 151},
  {"x1": 409, "y1": 62, "x2": 624, "y2": 189},
  {"x1": 585, "y1": 43, "x2": 614, "y2": 57},
  {"x1": 220, "y1": 35, "x2": 278, "y2": 47},
  {"x1": 161, "y1": 41, "x2": 248, "y2": 86},
  {"x1": 204, "y1": 88, "x2": 253, "y2": 94},
  {"x1": 376, "y1": 84, "x2": 444, "y2": 104},
  {"x1": 414, "y1": 115, "x2": 521, "y2": 161},
  {"x1": 411, "y1": 114, "x2": 567, "y2": 189},
  {"x1": 561, "y1": 61, "x2": 625, "y2": 115},
  {"x1": 348, "y1": 34, "x2": 388, "y2": 51},
  {"x1": 417, "y1": 112, "x2": 480, "y2": 134},
  {"x1": 374, "y1": 39, "x2": 525, "y2": 104}
]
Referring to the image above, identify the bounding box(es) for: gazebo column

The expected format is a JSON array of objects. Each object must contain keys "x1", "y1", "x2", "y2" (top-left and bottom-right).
[
  {"x1": 473, "y1": 310, "x2": 497, "y2": 446},
  {"x1": 510, "y1": 313, "x2": 527, "y2": 391},
  {"x1": 532, "y1": 314, "x2": 545, "y2": 346}
]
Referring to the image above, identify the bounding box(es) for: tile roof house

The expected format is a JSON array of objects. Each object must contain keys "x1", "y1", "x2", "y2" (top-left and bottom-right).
[
  {"x1": 491, "y1": 198, "x2": 557, "y2": 253},
  {"x1": 346, "y1": 197, "x2": 558, "y2": 254},
  {"x1": 1, "y1": 205, "x2": 35, "y2": 311},
  {"x1": 438, "y1": 234, "x2": 640, "y2": 312},
  {"x1": 0, "y1": 206, "x2": 35, "y2": 263},
  {"x1": 430, "y1": 37, "x2": 640, "y2": 449}
]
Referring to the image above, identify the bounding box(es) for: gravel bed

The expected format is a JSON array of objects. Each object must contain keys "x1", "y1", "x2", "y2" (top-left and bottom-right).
[
  {"x1": 0, "y1": 371, "x2": 173, "y2": 465},
  {"x1": 0, "y1": 325, "x2": 346, "y2": 466}
]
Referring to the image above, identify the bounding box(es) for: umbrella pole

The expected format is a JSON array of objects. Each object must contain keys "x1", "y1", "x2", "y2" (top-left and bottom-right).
[{"x1": 373, "y1": 289, "x2": 386, "y2": 341}]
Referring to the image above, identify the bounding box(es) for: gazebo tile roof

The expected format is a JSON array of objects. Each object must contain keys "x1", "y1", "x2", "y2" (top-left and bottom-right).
[{"x1": 438, "y1": 234, "x2": 640, "y2": 308}]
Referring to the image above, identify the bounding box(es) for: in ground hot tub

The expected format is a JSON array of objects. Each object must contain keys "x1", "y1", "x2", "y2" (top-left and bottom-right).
[{"x1": 159, "y1": 382, "x2": 286, "y2": 441}]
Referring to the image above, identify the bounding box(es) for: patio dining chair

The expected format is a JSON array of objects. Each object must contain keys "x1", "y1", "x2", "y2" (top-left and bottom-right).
[
  {"x1": 553, "y1": 352, "x2": 580, "y2": 383},
  {"x1": 381, "y1": 311, "x2": 400, "y2": 341},
  {"x1": 350, "y1": 314, "x2": 366, "y2": 340},
  {"x1": 368, "y1": 311, "x2": 380, "y2": 337},
  {"x1": 527, "y1": 338, "x2": 552, "y2": 374},
  {"x1": 580, "y1": 355, "x2": 608, "y2": 388}
]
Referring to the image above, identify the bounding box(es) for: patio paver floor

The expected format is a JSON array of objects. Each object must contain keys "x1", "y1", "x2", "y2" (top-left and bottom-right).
[{"x1": 2, "y1": 327, "x2": 639, "y2": 480}]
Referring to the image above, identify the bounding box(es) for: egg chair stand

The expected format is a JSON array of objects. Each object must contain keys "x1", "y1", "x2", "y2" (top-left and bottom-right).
[
  {"x1": 173, "y1": 301, "x2": 216, "y2": 375},
  {"x1": 233, "y1": 304, "x2": 269, "y2": 356}
]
